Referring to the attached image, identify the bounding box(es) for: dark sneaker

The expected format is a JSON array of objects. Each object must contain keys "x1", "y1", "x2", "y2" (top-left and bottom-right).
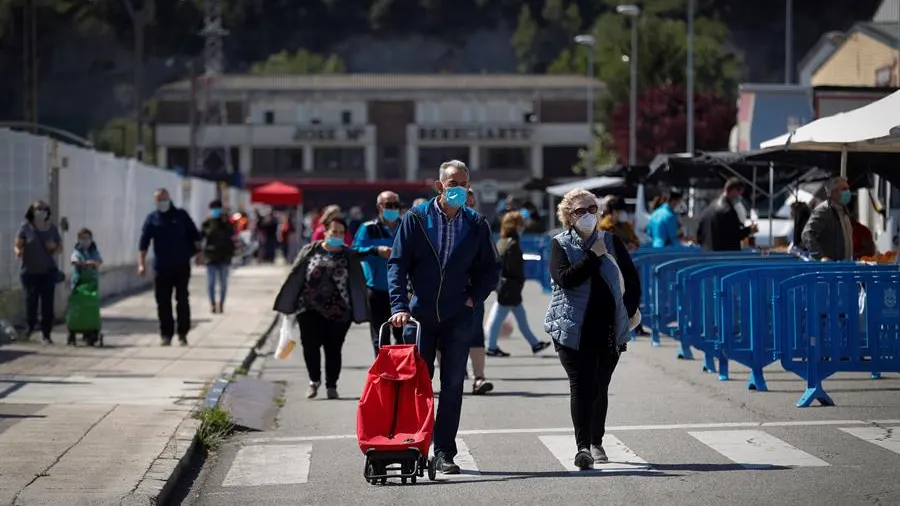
[
  {"x1": 160, "y1": 336, "x2": 172, "y2": 346},
  {"x1": 326, "y1": 387, "x2": 339, "y2": 399},
  {"x1": 42, "y1": 335, "x2": 53, "y2": 345},
  {"x1": 178, "y1": 335, "x2": 188, "y2": 346},
  {"x1": 486, "y1": 348, "x2": 510, "y2": 357},
  {"x1": 306, "y1": 382, "x2": 320, "y2": 399},
  {"x1": 218, "y1": 302, "x2": 224, "y2": 314},
  {"x1": 472, "y1": 377, "x2": 494, "y2": 395},
  {"x1": 67, "y1": 333, "x2": 77, "y2": 346},
  {"x1": 532, "y1": 341, "x2": 551, "y2": 354},
  {"x1": 435, "y1": 454, "x2": 461, "y2": 474},
  {"x1": 574, "y1": 449, "x2": 594, "y2": 470},
  {"x1": 210, "y1": 304, "x2": 218, "y2": 314},
  {"x1": 591, "y1": 445, "x2": 608, "y2": 462}
]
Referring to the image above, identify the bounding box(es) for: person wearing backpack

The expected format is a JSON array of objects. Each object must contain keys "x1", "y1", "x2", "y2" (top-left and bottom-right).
[{"x1": 200, "y1": 199, "x2": 236, "y2": 314}]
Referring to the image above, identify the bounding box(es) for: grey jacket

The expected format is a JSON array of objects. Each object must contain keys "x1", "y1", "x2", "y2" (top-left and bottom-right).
[
  {"x1": 543, "y1": 229, "x2": 630, "y2": 351},
  {"x1": 801, "y1": 201, "x2": 852, "y2": 261},
  {"x1": 272, "y1": 241, "x2": 371, "y2": 324}
]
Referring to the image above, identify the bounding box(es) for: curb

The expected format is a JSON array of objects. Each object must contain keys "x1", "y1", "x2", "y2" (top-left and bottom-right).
[{"x1": 122, "y1": 313, "x2": 279, "y2": 506}]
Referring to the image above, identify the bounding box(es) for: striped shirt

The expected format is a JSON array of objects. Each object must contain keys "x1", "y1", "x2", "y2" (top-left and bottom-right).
[{"x1": 431, "y1": 199, "x2": 465, "y2": 268}]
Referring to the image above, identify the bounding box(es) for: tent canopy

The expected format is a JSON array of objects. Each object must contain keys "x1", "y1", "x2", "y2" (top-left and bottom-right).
[
  {"x1": 760, "y1": 90, "x2": 900, "y2": 152},
  {"x1": 251, "y1": 181, "x2": 303, "y2": 206},
  {"x1": 546, "y1": 176, "x2": 624, "y2": 197}
]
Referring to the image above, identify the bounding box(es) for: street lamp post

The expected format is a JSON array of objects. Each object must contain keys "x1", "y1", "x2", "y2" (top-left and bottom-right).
[
  {"x1": 686, "y1": 0, "x2": 695, "y2": 153},
  {"x1": 617, "y1": 4, "x2": 641, "y2": 166},
  {"x1": 119, "y1": 0, "x2": 154, "y2": 161},
  {"x1": 574, "y1": 34, "x2": 596, "y2": 177}
]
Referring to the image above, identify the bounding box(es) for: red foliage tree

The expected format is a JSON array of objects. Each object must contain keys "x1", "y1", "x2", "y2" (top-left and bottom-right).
[{"x1": 608, "y1": 83, "x2": 738, "y2": 164}]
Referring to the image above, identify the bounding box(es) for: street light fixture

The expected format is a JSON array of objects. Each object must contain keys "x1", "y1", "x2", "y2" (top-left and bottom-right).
[
  {"x1": 574, "y1": 34, "x2": 596, "y2": 177},
  {"x1": 616, "y1": 4, "x2": 640, "y2": 166}
]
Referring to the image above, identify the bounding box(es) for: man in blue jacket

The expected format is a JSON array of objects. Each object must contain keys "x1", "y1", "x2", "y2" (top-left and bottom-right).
[
  {"x1": 388, "y1": 160, "x2": 501, "y2": 475},
  {"x1": 138, "y1": 188, "x2": 202, "y2": 346},
  {"x1": 353, "y1": 190, "x2": 403, "y2": 355}
]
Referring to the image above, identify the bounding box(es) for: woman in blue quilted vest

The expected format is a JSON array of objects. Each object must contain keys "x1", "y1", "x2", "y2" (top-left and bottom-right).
[{"x1": 544, "y1": 188, "x2": 641, "y2": 471}]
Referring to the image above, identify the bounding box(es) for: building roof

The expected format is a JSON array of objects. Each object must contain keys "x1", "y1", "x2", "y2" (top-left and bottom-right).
[
  {"x1": 873, "y1": 0, "x2": 899, "y2": 22},
  {"x1": 862, "y1": 21, "x2": 900, "y2": 43},
  {"x1": 797, "y1": 31, "x2": 845, "y2": 75},
  {"x1": 158, "y1": 73, "x2": 604, "y2": 93}
]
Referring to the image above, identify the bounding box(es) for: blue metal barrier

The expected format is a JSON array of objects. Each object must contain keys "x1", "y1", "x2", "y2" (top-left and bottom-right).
[
  {"x1": 652, "y1": 253, "x2": 789, "y2": 353},
  {"x1": 715, "y1": 263, "x2": 895, "y2": 391},
  {"x1": 777, "y1": 271, "x2": 900, "y2": 407},
  {"x1": 676, "y1": 260, "x2": 803, "y2": 371}
]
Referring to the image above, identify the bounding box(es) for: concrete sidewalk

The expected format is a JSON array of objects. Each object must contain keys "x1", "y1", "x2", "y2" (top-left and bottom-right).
[{"x1": 0, "y1": 264, "x2": 286, "y2": 506}]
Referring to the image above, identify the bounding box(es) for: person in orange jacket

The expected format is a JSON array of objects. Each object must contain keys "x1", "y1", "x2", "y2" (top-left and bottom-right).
[{"x1": 599, "y1": 196, "x2": 640, "y2": 252}]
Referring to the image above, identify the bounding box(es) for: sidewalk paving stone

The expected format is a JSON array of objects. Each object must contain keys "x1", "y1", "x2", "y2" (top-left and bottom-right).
[{"x1": 0, "y1": 264, "x2": 286, "y2": 506}]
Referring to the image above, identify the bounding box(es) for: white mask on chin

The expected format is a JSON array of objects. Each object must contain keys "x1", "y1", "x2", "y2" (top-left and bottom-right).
[{"x1": 574, "y1": 214, "x2": 597, "y2": 233}]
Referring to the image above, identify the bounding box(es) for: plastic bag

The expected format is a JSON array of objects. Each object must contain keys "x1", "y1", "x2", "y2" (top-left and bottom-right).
[{"x1": 274, "y1": 313, "x2": 299, "y2": 360}]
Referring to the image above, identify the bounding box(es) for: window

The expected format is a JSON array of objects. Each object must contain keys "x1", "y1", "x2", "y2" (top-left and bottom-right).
[
  {"x1": 341, "y1": 110, "x2": 352, "y2": 125},
  {"x1": 296, "y1": 106, "x2": 306, "y2": 124},
  {"x1": 462, "y1": 105, "x2": 472, "y2": 123},
  {"x1": 383, "y1": 145, "x2": 400, "y2": 162},
  {"x1": 875, "y1": 65, "x2": 893, "y2": 87},
  {"x1": 484, "y1": 147, "x2": 529, "y2": 170},
  {"x1": 313, "y1": 147, "x2": 365, "y2": 173},
  {"x1": 264, "y1": 111, "x2": 274, "y2": 125},
  {"x1": 252, "y1": 148, "x2": 304, "y2": 175},
  {"x1": 418, "y1": 147, "x2": 469, "y2": 174}
]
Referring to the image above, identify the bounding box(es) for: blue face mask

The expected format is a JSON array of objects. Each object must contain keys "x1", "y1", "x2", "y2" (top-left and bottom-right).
[
  {"x1": 382, "y1": 209, "x2": 400, "y2": 222},
  {"x1": 325, "y1": 236, "x2": 344, "y2": 248},
  {"x1": 839, "y1": 190, "x2": 852, "y2": 206},
  {"x1": 519, "y1": 208, "x2": 531, "y2": 220},
  {"x1": 444, "y1": 186, "x2": 468, "y2": 208},
  {"x1": 210, "y1": 208, "x2": 222, "y2": 218}
]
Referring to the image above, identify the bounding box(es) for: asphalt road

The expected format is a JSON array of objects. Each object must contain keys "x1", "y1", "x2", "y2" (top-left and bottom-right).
[{"x1": 178, "y1": 282, "x2": 900, "y2": 506}]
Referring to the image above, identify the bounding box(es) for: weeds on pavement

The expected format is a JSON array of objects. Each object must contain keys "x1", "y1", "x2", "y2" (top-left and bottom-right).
[{"x1": 193, "y1": 404, "x2": 234, "y2": 450}]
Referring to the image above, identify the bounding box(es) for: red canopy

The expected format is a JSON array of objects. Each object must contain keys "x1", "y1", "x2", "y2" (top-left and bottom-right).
[{"x1": 251, "y1": 181, "x2": 303, "y2": 206}]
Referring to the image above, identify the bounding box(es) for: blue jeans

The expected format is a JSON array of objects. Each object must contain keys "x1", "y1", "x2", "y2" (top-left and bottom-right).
[
  {"x1": 484, "y1": 302, "x2": 541, "y2": 350},
  {"x1": 206, "y1": 264, "x2": 229, "y2": 305},
  {"x1": 404, "y1": 309, "x2": 473, "y2": 459}
]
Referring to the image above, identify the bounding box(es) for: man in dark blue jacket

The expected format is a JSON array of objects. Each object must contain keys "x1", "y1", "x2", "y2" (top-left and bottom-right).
[
  {"x1": 353, "y1": 190, "x2": 403, "y2": 355},
  {"x1": 138, "y1": 188, "x2": 202, "y2": 346},
  {"x1": 388, "y1": 160, "x2": 501, "y2": 475}
]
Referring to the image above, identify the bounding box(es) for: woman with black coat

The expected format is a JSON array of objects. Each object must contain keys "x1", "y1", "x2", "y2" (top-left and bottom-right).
[{"x1": 484, "y1": 211, "x2": 551, "y2": 357}]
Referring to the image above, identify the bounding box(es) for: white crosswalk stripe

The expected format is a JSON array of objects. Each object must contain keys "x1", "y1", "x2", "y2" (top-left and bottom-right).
[
  {"x1": 539, "y1": 434, "x2": 651, "y2": 473},
  {"x1": 220, "y1": 426, "x2": 900, "y2": 488},
  {"x1": 839, "y1": 427, "x2": 900, "y2": 456},
  {"x1": 688, "y1": 430, "x2": 830, "y2": 469}
]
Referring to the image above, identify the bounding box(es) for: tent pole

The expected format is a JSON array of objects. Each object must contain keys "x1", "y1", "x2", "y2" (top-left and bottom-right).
[
  {"x1": 840, "y1": 146, "x2": 847, "y2": 178},
  {"x1": 768, "y1": 162, "x2": 774, "y2": 248}
]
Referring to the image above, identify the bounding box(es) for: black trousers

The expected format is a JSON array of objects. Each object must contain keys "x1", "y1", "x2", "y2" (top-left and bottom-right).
[
  {"x1": 154, "y1": 264, "x2": 192, "y2": 338},
  {"x1": 297, "y1": 310, "x2": 352, "y2": 388},
  {"x1": 20, "y1": 272, "x2": 56, "y2": 337},
  {"x1": 557, "y1": 335, "x2": 620, "y2": 451},
  {"x1": 367, "y1": 288, "x2": 404, "y2": 355}
]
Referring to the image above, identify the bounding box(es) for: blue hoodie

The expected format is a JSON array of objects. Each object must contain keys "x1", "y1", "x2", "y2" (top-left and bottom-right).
[{"x1": 387, "y1": 198, "x2": 501, "y2": 324}]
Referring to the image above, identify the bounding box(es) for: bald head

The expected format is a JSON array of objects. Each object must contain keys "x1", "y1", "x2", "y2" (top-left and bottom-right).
[
  {"x1": 377, "y1": 191, "x2": 399, "y2": 205},
  {"x1": 377, "y1": 190, "x2": 401, "y2": 223}
]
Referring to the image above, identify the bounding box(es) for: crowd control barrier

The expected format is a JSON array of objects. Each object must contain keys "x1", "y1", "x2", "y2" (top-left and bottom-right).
[
  {"x1": 651, "y1": 252, "x2": 790, "y2": 352},
  {"x1": 777, "y1": 271, "x2": 900, "y2": 407}
]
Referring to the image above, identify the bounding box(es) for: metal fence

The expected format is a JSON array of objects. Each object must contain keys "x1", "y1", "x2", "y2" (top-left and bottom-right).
[{"x1": 0, "y1": 128, "x2": 251, "y2": 323}]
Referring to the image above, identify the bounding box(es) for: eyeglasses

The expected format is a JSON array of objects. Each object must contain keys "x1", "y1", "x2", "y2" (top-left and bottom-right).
[
  {"x1": 571, "y1": 205, "x2": 598, "y2": 218},
  {"x1": 382, "y1": 202, "x2": 401, "y2": 210}
]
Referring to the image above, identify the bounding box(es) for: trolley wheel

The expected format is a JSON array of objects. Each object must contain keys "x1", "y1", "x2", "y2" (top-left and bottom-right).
[
  {"x1": 365, "y1": 459, "x2": 377, "y2": 485},
  {"x1": 418, "y1": 457, "x2": 426, "y2": 477},
  {"x1": 401, "y1": 477, "x2": 407, "y2": 484},
  {"x1": 380, "y1": 477, "x2": 387, "y2": 485},
  {"x1": 97, "y1": 333, "x2": 104, "y2": 347},
  {"x1": 427, "y1": 456, "x2": 437, "y2": 481},
  {"x1": 410, "y1": 474, "x2": 417, "y2": 484}
]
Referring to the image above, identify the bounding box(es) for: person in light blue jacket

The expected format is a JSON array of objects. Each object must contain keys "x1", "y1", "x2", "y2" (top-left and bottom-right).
[{"x1": 646, "y1": 191, "x2": 683, "y2": 248}]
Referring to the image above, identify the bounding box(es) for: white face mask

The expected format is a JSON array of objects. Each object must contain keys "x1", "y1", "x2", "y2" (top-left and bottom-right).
[
  {"x1": 575, "y1": 213, "x2": 597, "y2": 233},
  {"x1": 617, "y1": 212, "x2": 629, "y2": 223},
  {"x1": 157, "y1": 200, "x2": 171, "y2": 213}
]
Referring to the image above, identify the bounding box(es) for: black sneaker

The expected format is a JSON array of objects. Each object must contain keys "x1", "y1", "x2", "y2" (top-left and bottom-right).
[
  {"x1": 160, "y1": 336, "x2": 173, "y2": 346},
  {"x1": 42, "y1": 334, "x2": 53, "y2": 345},
  {"x1": 472, "y1": 377, "x2": 494, "y2": 395},
  {"x1": 178, "y1": 335, "x2": 188, "y2": 346},
  {"x1": 67, "y1": 333, "x2": 77, "y2": 346},
  {"x1": 435, "y1": 454, "x2": 461, "y2": 475},
  {"x1": 531, "y1": 341, "x2": 551, "y2": 354},
  {"x1": 486, "y1": 348, "x2": 510, "y2": 357},
  {"x1": 574, "y1": 448, "x2": 594, "y2": 470}
]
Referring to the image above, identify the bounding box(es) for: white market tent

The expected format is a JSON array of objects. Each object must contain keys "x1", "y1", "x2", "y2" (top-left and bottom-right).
[
  {"x1": 545, "y1": 176, "x2": 625, "y2": 197},
  {"x1": 759, "y1": 90, "x2": 900, "y2": 176}
]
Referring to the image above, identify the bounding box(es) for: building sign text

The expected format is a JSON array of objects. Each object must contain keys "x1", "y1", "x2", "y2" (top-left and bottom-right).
[
  {"x1": 294, "y1": 127, "x2": 366, "y2": 142},
  {"x1": 418, "y1": 126, "x2": 533, "y2": 142}
]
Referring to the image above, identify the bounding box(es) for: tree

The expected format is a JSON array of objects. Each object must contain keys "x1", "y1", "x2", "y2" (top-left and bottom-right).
[
  {"x1": 511, "y1": 5, "x2": 539, "y2": 73},
  {"x1": 511, "y1": 0, "x2": 583, "y2": 73},
  {"x1": 249, "y1": 49, "x2": 346, "y2": 75},
  {"x1": 608, "y1": 83, "x2": 737, "y2": 164},
  {"x1": 572, "y1": 130, "x2": 618, "y2": 175}
]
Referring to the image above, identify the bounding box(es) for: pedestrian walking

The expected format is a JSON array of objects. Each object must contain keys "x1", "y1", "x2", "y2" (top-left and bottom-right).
[
  {"x1": 484, "y1": 210, "x2": 551, "y2": 357},
  {"x1": 544, "y1": 188, "x2": 641, "y2": 470},
  {"x1": 646, "y1": 191, "x2": 683, "y2": 248},
  {"x1": 13, "y1": 199, "x2": 63, "y2": 344},
  {"x1": 352, "y1": 190, "x2": 405, "y2": 356},
  {"x1": 200, "y1": 199, "x2": 236, "y2": 314},
  {"x1": 464, "y1": 189, "x2": 494, "y2": 395},
  {"x1": 696, "y1": 178, "x2": 759, "y2": 251},
  {"x1": 138, "y1": 188, "x2": 202, "y2": 346},
  {"x1": 273, "y1": 217, "x2": 389, "y2": 399},
  {"x1": 599, "y1": 196, "x2": 641, "y2": 252},
  {"x1": 387, "y1": 160, "x2": 501, "y2": 475},
  {"x1": 312, "y1": 205, "x2": 352, "y2": 245}
]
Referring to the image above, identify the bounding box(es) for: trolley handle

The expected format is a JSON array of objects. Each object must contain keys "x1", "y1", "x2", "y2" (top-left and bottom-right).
[{"x1": 377, "y1": 317, "x2": 421, "y2": 350}]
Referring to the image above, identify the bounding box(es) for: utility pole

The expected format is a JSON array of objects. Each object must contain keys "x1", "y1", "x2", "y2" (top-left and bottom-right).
[
  {"x1": 195, "y1": 0, "x2": 233, "y2": 195},
  {"x1": 120, "y1": 0, "x2": 154, "y2": 160},
  {"x1": 686, "y1": 0, "x2": 695, "y2": 154},
  {"x1": 188, "y1": 61, "x2": 198, "y2": 178},
  {"x1": 22, "y1": 0, "x2": 38, "y2": 132}
]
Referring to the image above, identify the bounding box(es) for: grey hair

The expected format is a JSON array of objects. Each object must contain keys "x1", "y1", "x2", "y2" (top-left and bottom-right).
[{"x1": 439, "y1": 160, "x2": 469, "y2": 181}]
